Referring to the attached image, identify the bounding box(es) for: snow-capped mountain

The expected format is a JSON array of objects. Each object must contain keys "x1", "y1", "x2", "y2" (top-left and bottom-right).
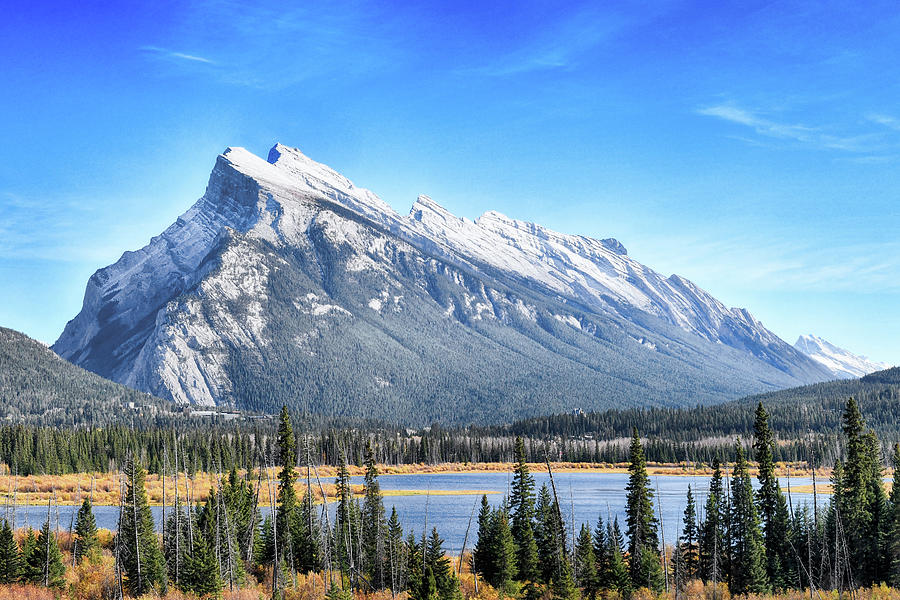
[
  {"x1": 794, "y1": 334, "x2": 891, "y2": 379},
  {"x1": 52, "y1": 144, "x2": 832, "y2": 424}
]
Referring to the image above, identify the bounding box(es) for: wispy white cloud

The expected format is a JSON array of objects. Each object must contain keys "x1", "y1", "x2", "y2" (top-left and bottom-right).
[
  {"x1": 636, "y1": 231, "x2": 900, "y2": 295},
  {"x1": 140, "y1": 45, "x2": 215, "y2": 65},
  {"x1": 466, "y1": 8, "x2": 629, "y2": 77},
  {"x1": 868, "y1": 113, "x2": 900, "y2": 131},
  {"x1": 698, "y1": 103, "x2": 892, "y2": 153}
]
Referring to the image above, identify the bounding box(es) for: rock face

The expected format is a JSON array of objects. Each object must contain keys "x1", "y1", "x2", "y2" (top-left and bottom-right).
[
  {"x1": 53, "y1": 144, "x2": 833, "y2": 424},
  {"x1": 794, "y1": 334, "x2": 891, "y2": 379}
]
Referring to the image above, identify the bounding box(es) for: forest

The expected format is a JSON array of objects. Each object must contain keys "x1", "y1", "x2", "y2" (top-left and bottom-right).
[{"x1": 0, "y1": 398, "x2": 897, "y2": 600}]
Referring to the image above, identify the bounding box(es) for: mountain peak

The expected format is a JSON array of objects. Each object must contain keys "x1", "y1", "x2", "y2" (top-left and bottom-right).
[{"x1": 794, "y1": 334, "x2": 891, "y2": 379}]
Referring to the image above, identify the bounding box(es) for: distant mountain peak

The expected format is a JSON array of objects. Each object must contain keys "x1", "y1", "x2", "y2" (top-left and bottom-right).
[{"x1": 794, "y1": 334, "x2": 891, "y2": 379}]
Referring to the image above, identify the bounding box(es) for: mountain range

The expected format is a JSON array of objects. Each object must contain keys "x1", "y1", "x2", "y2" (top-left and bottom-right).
[
  {"x1": 794, "y1": 334, "x2": 891, "y2": 379},
  {"x1": 50, "y1": 144, "x2": 842, "y2": 424}
]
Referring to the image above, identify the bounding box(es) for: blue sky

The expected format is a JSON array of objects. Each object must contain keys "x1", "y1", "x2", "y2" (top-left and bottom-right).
[{"x1": 1, "y1": 0, "x2": 898, "y2": 364}]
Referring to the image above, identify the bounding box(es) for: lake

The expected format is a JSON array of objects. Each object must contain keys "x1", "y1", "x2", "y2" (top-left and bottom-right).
[{"x1": 4, "y1": 471, "x2": 826, "y2": 553}]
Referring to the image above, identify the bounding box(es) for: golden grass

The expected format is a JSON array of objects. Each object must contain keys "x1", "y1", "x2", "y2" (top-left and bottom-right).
[{"x1": 0, "y1": 461, "x2": 883, "y2": 507}]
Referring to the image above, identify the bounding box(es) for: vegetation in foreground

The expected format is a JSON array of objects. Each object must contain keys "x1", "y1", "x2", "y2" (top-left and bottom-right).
[{"x1": 0, "y1": 399, "x2": 896, "y2": 600}]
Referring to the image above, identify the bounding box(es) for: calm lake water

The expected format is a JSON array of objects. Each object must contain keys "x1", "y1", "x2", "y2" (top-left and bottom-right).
[{"x1": 5, "y1": 472, "x2": 826, "y2": 553}]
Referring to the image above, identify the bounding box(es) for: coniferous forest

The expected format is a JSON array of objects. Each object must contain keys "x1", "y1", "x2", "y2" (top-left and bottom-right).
[{"x1": 0, "y1": 398, "x2": 896, "y2": 599}]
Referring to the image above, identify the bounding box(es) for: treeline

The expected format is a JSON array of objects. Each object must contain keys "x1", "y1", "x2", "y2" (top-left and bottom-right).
[
  {"x1": 0, "y1": 398, "x2": 899, "y2": 599},
  {"x1": 470, "y1": 398, "x2": 900, "y2": 598},
  {"x1": 0, "y1": 407, "x2": 467, "y2": 599}
]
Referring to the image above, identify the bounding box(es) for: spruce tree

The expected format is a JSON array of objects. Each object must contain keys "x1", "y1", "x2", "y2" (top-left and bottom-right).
[
  {"x1": 182, "y1": 529, "x2": 223, "y2": 597},
  {"x1": 574, "y1": 523, "x2": 599, "y2": 599},
  {"x1": 624, "y1": 428, "x2": 663, "y2": 591},
  {"x1": 276, "y1": 405, "x2": 301, "y2": 572},
  {"x1": 425, "y1": 528, "x2": 463, "y2": 600},
  {"x1": 362, "y1": 440, "x2": 387, "y2": 587},
  {"x1": 74, "y1": 497, "x2": 100, "y2": 564},
  {"x1": 489, "y1": 507, "x2": 518, "y2": 592},
  {"x1": 163, "y1": 505, "x2": 190, "y2": 587},
  {"x1": 592, "y1": 515, "x2": 609, "y2": 591},
  {"x1": 20, "y1": 528, "x2": 39, "y2": 583},
  {"x1": 0, "y1": 520, "x2": 21, "y2": 584},
  {"x1": 31, "y1": 519, "x2": 65, "y2": 588},
  {"x1": 888, "y1": 443, "x2": 900, "y2": 587},
  {"x1": 729, "y1": 444, "x2": 768, "y2": 595},
  {"x1": 387, "y1": 507, "x2": 406, "y2": 593},
  {"x1": 680, "y1": 484, "x2": 699, "y2": 580},
  {"x1": 473, "y1": 495, "x2": 495, "y2": 583},
  {"x1": 606, "y1": 517, "x2": 631, "y2": 596},
  {"x1": 699, "y1": 459, "x2": 725, "y2": 585},
  {"x1": 510, "y1": 436, "x2": 539, "y2": 581},
  {"x1": 119, "y1": 458, "x2": 166, "y2": 596},
  {"x1": 754, "y1": 402, "x2": 792, "y2": 589}
]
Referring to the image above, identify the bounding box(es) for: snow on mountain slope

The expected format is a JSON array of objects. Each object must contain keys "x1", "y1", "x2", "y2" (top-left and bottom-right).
[
  {"x1": 52, "y1": 144, "x2": 832, "y2": 422},
  {"x1": 794, "y1": 334, "x2": 891, "y2": 379}
]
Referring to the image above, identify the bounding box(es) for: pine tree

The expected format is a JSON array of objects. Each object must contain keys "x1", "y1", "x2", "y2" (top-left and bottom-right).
[
  {"x1": 680, "y1": 485, "x2": 699, "y2": 580},
  {"x1": 276, "y1": 405, "x2": 301, "y2": 574},
  {"x1": 30, "y1": 519, "x2": 65, "y2": 588},
  {"x1": 425, "y1": 528, "x2": 463, "y2": 600},
  {"x1": 334, "y1": 457, "x2": 358, "y2": 584},
  {"x1": 473, "y1": 495, "x2": 495, "y2": 583},
  {"x1": 74, "y1": 497, "x2": 100, "y2": 564},
  {"x1": 606, "y1": 518, "x2": 631, "y2": 596},
  {"x1": 699, "y1": 460, "x2": 725, "y2": 585},
  {"x1": 625, "y1": 428, "x2": 663, "y2": 592},
  {"x1": 535, "y1": 482, "x2": 567, "y2": 584},
  {"x1": 182, "y1": 529, "x2": 223, "y2": 597},
  {"x1": 592, "y1": 515, "x2": 609, "y2": 591},
  {"x1": 163, "y1": 505, "x2": 190, "y2": 586},
  {"x1": 489, "y1": 507, "x2": 518, "y2": 592},
  {"x1": 574, "y1": 524, "x2": 599, "y2": 599},
  {"x1": 0, "y1": 520, "x2": 21, "y2": 584},
  {"x1": 20, "y1": 528, "x2": 39, "y2": 583},
  {"x1": 754, "y1": 402, "x2": 792, "y2": 589},
  {"x1": 550, "y1": 556, "x2": 578, "y2": 600},
  {"x1": 510, "y1": 436, "x2": 539, "y2": 581},
  {"x1": 387, "y1": 507, "x2": 406, "y2": 593},
  {"x1": 362, "y1": 441, "x2": 387, "y2": 588},
  {"x1": 729, "y1": 444, "x2": 768, "y2": 595},
  {"x1": 889, "y1": 443, "x2": 900, "y2": 587},
  {"x1": 119, "y1": 458, "x2": 166, "y2": 596}
]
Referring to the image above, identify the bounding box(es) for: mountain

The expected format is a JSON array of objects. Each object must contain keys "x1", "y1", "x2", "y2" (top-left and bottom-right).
[
  {"x1": 0, "y1": 326, "x2": 168, "y2": 425},
  {"x1": 52, "y1": 144, "x2": 832, "y2": 425},
  {"x1": 794, "y1": 334, "x2": 891, "y2": 379}
]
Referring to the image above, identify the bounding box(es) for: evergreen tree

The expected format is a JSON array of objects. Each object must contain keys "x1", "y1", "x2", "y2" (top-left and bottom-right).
[
  {"x1": 334, "y1": 457, "x2": 358, "y2": 584},
  {"x1": 489, "y1": 507, "x2": 518, "y2": 592},
  {"x1": 592, "y1": 515, "x2": 609, "y2": 591},
  {"x1": 473, "y1": 495, "x2": 495, "y2": 583},
  {"x1": 387, "y1": 507, "x2": 406, "y2": 593},
  {"x1": 74, "y1": 497, "x2": 100, "y2": 564},
  {"x1": 276, "y1": 405, "x2": 302, "y2": 574},
  {"x1": 425, "y1": 528, "x2": 463, "y2": 600},
  {"x1": 163, "y1": 505, "x2": 190, "y2": 587},
  {"x1": 119, "y1": 458, "x2": 166, "y2": 596},
  {"x1": 680, "y1": 485, "x2": 699, "y2": 580},
  {"x1": 0, "y1": 520, "x2": 21, "y2": 584},
  {"x1": 362, "y1": 441, "x2": 387, "y2": 587},
  {"x1": 754, "y1": 402, "x2": 792, "y2": 589},
  {"x1": 510, "y1": 436, "x2": 539, "y2": 581},
  {"x1": 20, "y1": 528, "x2": 39, "y2": 583},
  {"x1": 624, "y1": 428, "x2": 663, "y2": 591},
  {"x1": 729, "y1": 444, "x2": 768, "y2": 595},
  {"x1": 182, "y1": 529, "x2": 223, "y2": 598},
  {"x1": 606, "y1": 518, "x2": 630, "y2": 596},
  {"x1": 699, "y1": 460, "x2": 725, "y2": 585},
  {"x1": 535, "y1": 482, "x2": 568, "y2": 584},
  {"x1": 29, "y1": 519, "x2": 65, "y2": 588},
  {"x1": 574, "y1": 524, "x2": 599, "y2": 599},
  {"x1": 889, "y1": 444, "x2": 900, "y2": 587},
  {"x1": 550, "y1": 556, "x2": 578, "y2": 600}
]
